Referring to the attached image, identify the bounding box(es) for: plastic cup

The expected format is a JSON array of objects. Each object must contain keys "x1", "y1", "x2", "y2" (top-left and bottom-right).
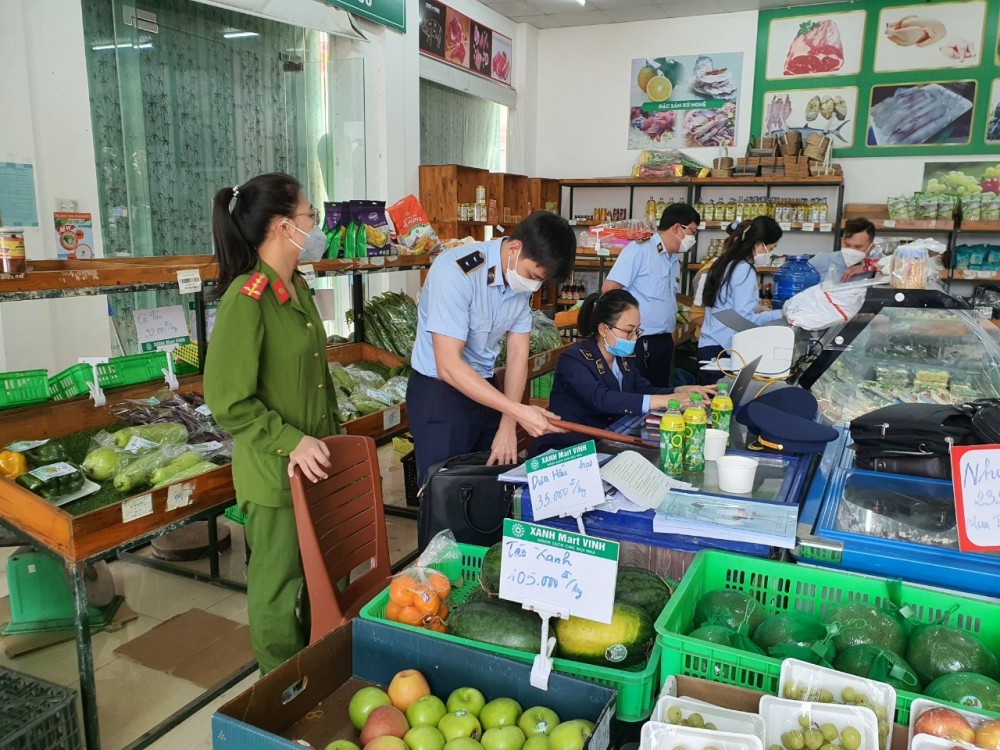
[
  {"x1": 715, "y1": 455, "x2": 759, "y2": 494},
  {"x1": 704, "y1": 429, "x2": 728, "y2": 461}
]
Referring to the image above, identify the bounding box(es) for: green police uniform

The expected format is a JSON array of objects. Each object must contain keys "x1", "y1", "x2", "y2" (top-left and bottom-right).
[{"x1": 204, "y1": 259, "x2": 340, "y2": 674}]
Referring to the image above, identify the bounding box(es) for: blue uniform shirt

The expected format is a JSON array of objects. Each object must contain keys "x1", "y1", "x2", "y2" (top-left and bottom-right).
[
  {"x1": 808, "y1": 251, "x2": 849, "y2": 281},
  {"x1": 606, "y1": 237, "x2": 679, "y2": 336},
  {"x1": 411, "y1": 240, "x2": 532, "y2": 379},
  {"x1": 699, "y1": 261, "x2": 783, "y2": 350}
]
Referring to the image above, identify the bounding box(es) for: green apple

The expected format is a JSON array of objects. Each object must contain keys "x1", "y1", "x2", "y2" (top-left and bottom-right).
[
  {"x1": 407, "y1": 696, "x2": 449, "y2": 728},
  {"x1": 326, "y1": 742, "x2": 361, "y2": 750},
  {"x1": 438, "y1": 710, "x2": 482, "y2": 742},
  {"x1": 444, "y1": 739, "x2": 484, "y2": 750},
  {"x1": 547, "y1": 720, "x2": 593, "y2": 750},
  {"x1": 405, "y1": 726, "x2": 447, "y2": 750},
  {"x1": 480, "y1": 699, "x2": 522, "y2": 730},
  {"x1": 447, "y1": 688, "x2": 487, "y2": 718},
  {"x1": 482, "y1": 726, "x2": 526, "y2": 750},
  {"x1": 518, "y1": 707, "x2": 560, "y2": 738},
  {"x1": 523, "y1": 736, "x2": 550, "y2": 750},
  {"x1": 350, "y1": 687, "x2": 393, "y2": 731}
]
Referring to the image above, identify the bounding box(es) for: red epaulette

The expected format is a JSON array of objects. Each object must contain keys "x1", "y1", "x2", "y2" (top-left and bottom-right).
[{"x1": 240, "y1": 272, "x2": 269, "y2": 300}]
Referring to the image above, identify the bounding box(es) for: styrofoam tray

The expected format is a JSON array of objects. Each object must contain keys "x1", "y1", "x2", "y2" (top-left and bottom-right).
[
  {"x1": 50, "y1": 478, "x2": 101, "y2": 507},
  {"x1": 759, "y1": 696, "x2": 879, "y2": 750},
  {"x1": 909, "y1": 733, "x2": 979, "y2": 750},
  {"x1": 653, "y1": 695, "x2": 766, "y2": 742},
  {"x1": 907, "y1": 697, "x2": 993, "y2": 749},
  {"x1": 640, "y1": 721, "x2": 763, "y2": 750},
  {"x1": 779, "y1": 658, "x2": 895, "y2": 750}
]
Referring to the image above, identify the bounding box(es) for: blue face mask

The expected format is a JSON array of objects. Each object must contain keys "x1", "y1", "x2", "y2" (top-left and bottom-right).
[{"x1": 603, "y1": 332, "x2": 636, "y2": 357}]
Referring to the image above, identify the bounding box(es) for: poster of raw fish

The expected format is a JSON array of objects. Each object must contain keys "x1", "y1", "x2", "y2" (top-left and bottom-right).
[
  {"x1": 874, "y1": 1, "x2": 985, "y2": 73},
  {"x1": 987, "y1": 79, "x2": 1000, "y2": 144},
  {"x1": 867, "y1": 81, "x2": 976, "y2": 146},
  {"x1": 765, "y1": 11, "x2": 866, "y2": 79},
  {"x1": 628, "y1": 53, "x2": 742, "y2": 151},
  {"x1": 761, "y1": 87, "x2": 858, "y2": 148}
]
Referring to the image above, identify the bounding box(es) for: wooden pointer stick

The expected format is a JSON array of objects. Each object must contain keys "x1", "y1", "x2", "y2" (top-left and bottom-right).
[{"x1": 546, "y1": 419, "x2": 652, "y2": 449}]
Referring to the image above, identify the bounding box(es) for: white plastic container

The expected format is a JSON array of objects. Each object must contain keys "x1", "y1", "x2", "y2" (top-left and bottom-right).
[
  {"x1": 704, "y1": 429, "x2": 728, "y2": 461},
  {"x1": 778, "y1": 658, "x2": 896, "y2": 750},
  {"x1": 716, "y1": 455, "x2": 758, "y2": 494},
  {"x1": 652, "y1": 695, "x2": 766, "y2": 743},
  {"x1": 759, "y1": 696, "x2": 879, "y2": 750},
  {"x1": 640, "y1": 721, "x2": 763, "y2": 750},
  {"x1": 907, "y1": 697, "x2": 995, "y2": 749}
]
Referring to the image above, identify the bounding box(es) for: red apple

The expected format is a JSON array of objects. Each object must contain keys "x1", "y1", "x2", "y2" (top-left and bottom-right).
[
  {"x1": 976, "y1": 720, "x2": 1000, "y2": 750},
  {"x1": 914, "y1": 708, "x2": 975, "y2": 744},
  {"x1": 361, "y1": 706, "x2": 409, "y2": 747}
]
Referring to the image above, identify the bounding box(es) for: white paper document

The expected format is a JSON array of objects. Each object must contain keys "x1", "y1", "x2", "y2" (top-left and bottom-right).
[
  {"x1": 598, "y1": 450, "x2": 692, "y2": 510},
  {"x1": 652, "y1": 492, "x2": 798, "y2": 548}
]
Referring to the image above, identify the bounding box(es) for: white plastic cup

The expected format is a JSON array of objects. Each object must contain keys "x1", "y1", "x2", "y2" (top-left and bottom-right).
[
  {"x1": 715, "y1": 455, "x2": 759, "y2": 494},
  {"x1": 704, "y1": 429, "x2": 728, "y2": 461}
]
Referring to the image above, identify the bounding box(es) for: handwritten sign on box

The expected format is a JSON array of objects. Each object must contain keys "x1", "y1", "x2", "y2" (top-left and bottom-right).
[
  {"x1": 499, "y1": 519, "x2": 618, "y2": 624},
  {"x1": 952, "y1": 445, "x2": 1000, "y2": 552},
  {"x1": 526, "y1": 440, "x2": 603, "y2": 521},
  {"x1": 133, "y1": 305, "x2": 191, "y2": 352}
]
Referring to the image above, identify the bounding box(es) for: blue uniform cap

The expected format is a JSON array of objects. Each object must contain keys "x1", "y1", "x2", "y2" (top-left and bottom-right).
[{"x1": 736, "y1": 387, "x2": 837, "y2": 454}]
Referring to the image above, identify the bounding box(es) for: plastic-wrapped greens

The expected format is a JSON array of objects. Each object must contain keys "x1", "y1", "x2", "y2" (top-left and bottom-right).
[
  {"x1": 496, "y1": 311, "x2": 564, "y2": 367},
  {"x1": 383, "y1": 376, "x2": 408, "y2": 403}
]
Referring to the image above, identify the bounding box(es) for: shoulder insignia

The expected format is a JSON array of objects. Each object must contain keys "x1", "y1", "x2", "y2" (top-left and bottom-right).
[
  {"x1": 581, "y1": 349, "x2": 594, "y2": 361},
  {"x1": 455, "y1": 251, "x2": 485, "y2": 275},
  {"x1": 620, "y1": 358, "x2": 632, "y2": 372},
  {"x1": 240, "y1": 272, "x2": 269, "y2": 300},
  {"x1": 656, "y1": 241, "x2": 665, "y2": 254},
  {"x1": 595, "y1": 359, "x2": 606, "y2": 376},
  {"x1": 272, "y1": 278, "x2": 291, "y2": 304},
  {"x1": 487, "y1": 265, "x2": 496, "y2": 284}
]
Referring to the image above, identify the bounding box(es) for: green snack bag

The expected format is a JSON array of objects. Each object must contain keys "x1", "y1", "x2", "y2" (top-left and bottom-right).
[{"x1": 344, "y1": 222, "x2": 358, "y2": 259}]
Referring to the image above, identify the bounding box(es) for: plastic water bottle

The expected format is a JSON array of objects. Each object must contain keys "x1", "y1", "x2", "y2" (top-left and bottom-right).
[
  {"x1": 772, "y1": 255, "x2": 821, "y2": 309},
  {"x1": 659, "y1": 400, "x2": 685, "y2": 477},
  {"x1": 710, "y1": 383, "x2": 734, "y2": 434},
  {"x1": 683, "y1": 394, "x2": 707, "y2": 472}
]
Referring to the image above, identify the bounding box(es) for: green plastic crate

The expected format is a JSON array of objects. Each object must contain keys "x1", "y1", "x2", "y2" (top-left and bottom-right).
[
  {"x1": 97, "y1": 352, "x2": 169, "y2": 389},
  {"x1": 360, "y1": 543, "x2": 661, "y2": 722},
  {"x1": 49, "y1": 363, "x2": 95, "y2": 401},
  {"x1": 224, "y1": 505, "x2": 247, "y2": 526},
  {"x1": 0, "y1": 369, "x2": 49, "y2": 410},
  {"x1": 655, "y1": 550, "x2": 1000, "y2": 726}
]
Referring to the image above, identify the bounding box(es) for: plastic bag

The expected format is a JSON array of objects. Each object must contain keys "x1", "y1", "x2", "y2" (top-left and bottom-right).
[
  {"x1": 906, "y1": 620, "x2": 1000, "y2": 686},
  {"x1": 352, "y1": 199, "x2": 391, "y2": 258},
  {"x1": 693, "y1": 588, "x2": 766, "y2": 636},
  {"x1": 383, "y1": 376, "x2": 408, "y2": 404},
  {"x1": 495, "y1": 310, "x2": 564, "y2": 367},
  {"x1": 753, "y1": 611, "x2": 855, "y2": 664},
  {"x1": 387, "y1": 195, "x2": 442, "y2": 255},
  {"x1": 107, "y1": 389, "x2": 226, "y2": 444},
  {"x1": 112, "y1": 443, "x2": 202, "y2": 493},
  {"x1": 925, "y1": 672, "x2": 1000, "y2": 711},
  {"x1": 833, "y1": 644, "x2": 921, "y2": 692},
  {"x1": 822, "y1": 602, "x2": 909, "y2": 655},
  {"x1": 689, "y1": 623, "x2": 765, "y2": 654},
  {"x1": 385, "y1": 530, "x2": 462, "y2": 632},
  {"x1": 344, "y1": 365, "x2": 386, "y2": 391},
  {"x1": 783, "y1": 283, "x2": 867, "y2": 331}
]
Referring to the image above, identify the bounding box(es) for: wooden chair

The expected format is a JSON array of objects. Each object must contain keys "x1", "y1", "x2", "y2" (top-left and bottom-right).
[{"x1": 290, "y1": 435, "x2": 391, "y2": 643}]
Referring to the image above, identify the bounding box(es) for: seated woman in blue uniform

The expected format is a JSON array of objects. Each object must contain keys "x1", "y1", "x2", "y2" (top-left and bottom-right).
[{"x1": 529, "y1": 290, "x2": 714, "y2": 457}]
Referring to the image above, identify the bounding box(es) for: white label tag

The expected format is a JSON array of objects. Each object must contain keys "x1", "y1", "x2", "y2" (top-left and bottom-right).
[
  {"x1": 801, "y1": 223, "x2": 815, "y2": 232},
  {"x1": 6, "y1": 439, "x2": 48, "y2": 451},
  {"x1": 28, "y1": 462, "x2": 77, "y2": 480},
  {"x1": 176, "y1": 269, "x2": 202, "y2": 294},
  {"x1": 820, "y1": 222, "x2": 833, "y2": 232},
  {"x1": 195, "y1": 404, "x2": 212, "y2": 416},
  {"x1": 884, "y1": 219, "x2": 897, "y2": 228},
  {"x1": 298, "y1": 265, "x2": 317, "y2": 285},
  {"x1": 526, "y1": 440, "x2": 604, "y2": 521},
  {"x1": 124, "y1": 435, "x2": 158, "y2": 454},
  {"x1": 596, "y1": 246, "x2": 610, "y2": 257},
  {"x1": 166, "y1": 482, "x2": 194, "y2": 511},
  {"x1": 698, "y1": 222, "x2": 706, "y2": 230},
  {"x1": 383, "y1": 405, "x2": 402, "y2": 431},
  {"x1": 191, "y1": 441, "x2": 224, "y2": 455},
  {"x1": 779, "y1": 222, "x2": 792, "y2": 231},
  {"x1": 122, "y1": 493, "x2": 154, "y2": 523}
]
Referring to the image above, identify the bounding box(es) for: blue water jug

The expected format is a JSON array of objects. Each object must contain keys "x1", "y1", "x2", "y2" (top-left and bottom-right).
[{"x1": 772, "y1": 255, "x2": 820, "y2": 309}]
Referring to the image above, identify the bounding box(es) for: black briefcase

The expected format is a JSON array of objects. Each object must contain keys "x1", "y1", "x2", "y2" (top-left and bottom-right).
[{"x1": 417, "y1": 452, "x2": 516, "y2": 551}]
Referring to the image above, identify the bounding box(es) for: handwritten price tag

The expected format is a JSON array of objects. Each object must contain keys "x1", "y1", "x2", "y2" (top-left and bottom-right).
[
  {"x1": 526, "y1": 440, "x2": 603, "y2": 521},
  {"x1": 952, "y1": 445, "x2": 1000, "y2": 551},
  {"x1": 133, "y1": 305, "x2": 190, "y2": 349},
  {"x1": 819, "y1": 223, "x2": 833, "y2": 232},
  {"x1": 801, "y1": 223, "x2": 815, "y2": 232},
  {"x1": 166, "y1": 482, "x2": 194, "y2": 511},
  {"x1": 499, "y1": 519, "x2": 619, "y2": 624},
  {"x1": 883, "y1": 219, "x2": 897, "y2": 228},
  {"x1": 778, "y1": 222, "x2": 792, "y2": 231},
  {"x1": 122, "y1": 493, "x2": 153, "y2": 523},
  {"x1": 595, "y1": 246, "x2": 610, "y2": 257},
  {"x1": 383, "y1": 405, "x2": 402, "y2": 431},
  {"x1": 176, "y1": 269, "x2": 202, "y2": 294},
  {"x1": 298, "y1": 264, "x2": 317, "y2": 285}
]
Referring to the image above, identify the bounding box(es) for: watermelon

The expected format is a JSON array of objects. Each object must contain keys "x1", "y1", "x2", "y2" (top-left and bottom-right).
[
  {"x1": 614, "y1": 567, "x2": 672, "y2": 621},
  {"x1": 753, "y1": 612, "x2": 828, "y2": 653},
  {"x1": 448, "y1": 598, "x2": 542, "y2": 653},
  {"x1": 480, "y1": 542, "x2": 502, "y2": 594},
  {"x1": 823, "y1": 603, "x2": 908, "y2": 655},
  {"x1": 906, "y1": 623, "x2": 1000, "y2": 686},
  {"x1": 554, "y1": 602, "x2": 654, "y2": 668},
  {"x1": 925, "y1": 672, "x2": 1000, "y2": 712},
  {"x1": 833, "y1": 644, "x2": 921, "y2": 692},
  {"x1": 694, "y1": 588, "x2": 765, "y2": 636}
]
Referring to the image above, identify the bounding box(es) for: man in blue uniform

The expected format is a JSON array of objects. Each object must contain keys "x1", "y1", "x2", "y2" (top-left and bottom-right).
[
  {"x1": 407, "y1": 212, "x2": 576, "y2": 482},
  {"x1": 602, "y1": 203, "x2": 700, "y2": 388},
  {"x1": 808, "y1": 217, "x2": 877, "y2": 283}
]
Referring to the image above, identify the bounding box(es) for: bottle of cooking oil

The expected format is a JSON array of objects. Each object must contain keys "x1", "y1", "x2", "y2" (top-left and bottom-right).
[
  {"x1": 819, "y1": 197, "x2": 829, "y2": 223},
  {"x1": 704, "y1": 200, "x2": 716, "y2": 222},
  {"x1": 724, "y1": 197, "x2": 737, "y2": 223},
  {"x1": 655, "y1": 196, "x2": 668, "y2": 221},
  {"x1": 736, "y1": 196, "x2": 745, "y2": 222},
  {"x1": 646, "y1": 196, "x2": 656, "y2": 223}
]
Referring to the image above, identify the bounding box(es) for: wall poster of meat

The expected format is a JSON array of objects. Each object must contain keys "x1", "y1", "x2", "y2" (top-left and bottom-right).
[
  {"x1": 874, "y1": 1, "x2": 985, "y2": 72},
  {"x1": 419, "y1": 1, "x2": 446, "y2": 58},
  {"x1": 762, "y1": 87, "x2": 859, "y2": 148},
  {"x1": 491, "y1": 32, "x2": 512, "y2": 85},
  {"x1": 470, "y1": 22, "x2": 492, "y2": 76},
  {"x1": 418, "y1": 1, "x2": 513, "y2": 87},
  {"x1": 628, "y1": 52, "x2": 743, "y2": 151},
  {"x1": 985, "y1": 79, "x2": 1000, "y2": 143},
  {"x1": 444, "y1": 7, "x2": 470, "y2": 68},
  {"x1": 867, "y1": 81, "x2": 976, "y2": 146},
  {"x1": 765, "y1": 11, "x2": 866, "y2": 79}
]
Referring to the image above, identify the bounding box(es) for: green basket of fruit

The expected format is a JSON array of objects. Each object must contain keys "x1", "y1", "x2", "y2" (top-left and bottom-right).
[
  {"x1": 655, "y1": 550, "x2": 1000, "y2": 725},
  {"x1": 0, "y1": 369, "x2": 50, "y2": 410},
  {"x1": 360, "y1": 543, "x2": 668, "y2": 722}
]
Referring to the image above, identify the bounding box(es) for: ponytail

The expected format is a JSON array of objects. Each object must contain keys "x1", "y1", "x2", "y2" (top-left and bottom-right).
[
  {"x1": 702, "y1": 215, "x2": 782, "y2": 307},
  {"x1": 578, "y1": 289, "x2": 639, "y2": 339}
]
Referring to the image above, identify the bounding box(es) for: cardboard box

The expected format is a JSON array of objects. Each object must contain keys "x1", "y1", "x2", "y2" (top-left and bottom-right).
[
  {"x1": 662, "y1": 675, "x2": 909, "y2": 750},
  {"x1": 213, "y1": 619, "x2": 616, "y2": 750}
]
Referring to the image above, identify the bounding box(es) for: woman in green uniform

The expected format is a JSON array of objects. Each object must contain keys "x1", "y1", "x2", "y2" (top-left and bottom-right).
[{"x1": 204, "y1": 173, "x2": 340, "y2": 674}]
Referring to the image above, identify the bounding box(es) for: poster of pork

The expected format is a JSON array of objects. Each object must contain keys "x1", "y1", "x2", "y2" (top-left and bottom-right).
[
  {"x1": 628, "y1": 53, "x2": 743, "y2": 151},
  {"x1": 874, "y1": 1, "x2": 985, "y2": 72},
  {"x1": 766, "y1": 11, "x2": 866, "y2": 79},
  {"x1": 418, "y1": 1, "x2": 512, "y2": 87}
]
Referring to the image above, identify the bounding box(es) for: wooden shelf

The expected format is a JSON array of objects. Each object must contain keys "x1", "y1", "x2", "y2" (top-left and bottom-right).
[
  {"x1": 851, "y1": 219, "x2": 954, "y2": 232},
  {"x1": 698, "y1": 220, "x2": 834, "y2": 232},
  {"x1": 958, "y1": 221, "x2": 1000, "y2": 233},
  {"x1": 950, "y1": 269, "x2": 1000, "y2": 281},
  {"x1": 561, "y1": 176, "x2": 843, "y2": 188}
]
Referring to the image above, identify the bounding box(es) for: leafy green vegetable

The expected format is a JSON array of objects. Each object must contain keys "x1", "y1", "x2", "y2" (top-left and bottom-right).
[{"x1": 496, "y1": 311, "x2": 563, "y2": 367}]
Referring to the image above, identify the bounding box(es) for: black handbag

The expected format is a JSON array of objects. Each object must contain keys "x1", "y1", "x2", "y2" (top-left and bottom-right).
[
  {"x1": 849, "y1": 403, "x2": 975, "y2": 457},
  {"x1": 417, "y1": 452, "x2": 516, "y2": 550},
  {"x1": 854, "y1": 453, "x2": 953, "y2": 480}
]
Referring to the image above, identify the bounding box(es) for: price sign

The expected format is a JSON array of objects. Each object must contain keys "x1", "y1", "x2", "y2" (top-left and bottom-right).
[
  {"x1": 499, "y1": 519, "x2": 619, "y2": 624},
  {"x1": 167, "y1": 482, "x2": 194, "y2": 511},
  {"x1": 595, "y1": 246, "x2": 610, "y2": 257},
  {"x1": 802, "y1": 223, "x2": 815, "y2": 232},
  {"x1": 526, "y1": 440, "x2": 603, "y2": 521},
  {"x1": 383, "y1": 405, "x2": 402, "y2": 431},
  {"x1": 698, "y1": 222, "x2": 706, "y2": 230},
  {"x1": 778, "y1": 222, "x2": 792, "y2": 231},
  {"x1": 176, "y1": 269, "x2": 202, "y2": 294},
  {"x1": 951, "y1": 445, "x2": 1000, "y2": 551},
  {"x1": 884, "y1": 219, "x2": 897, "y2": 228},
  {"x1": 819, "y1": 223, "x2": 833, "y2": 232},
  {"x1": 133, "y1": 305, "x2": 191, "y2": 352},
  {"x1": 298, "y1": 264, "x2": 317, "y2": 285},
  {"x1": 122, "y1": 493, "x2": 153, "y2": 523}
]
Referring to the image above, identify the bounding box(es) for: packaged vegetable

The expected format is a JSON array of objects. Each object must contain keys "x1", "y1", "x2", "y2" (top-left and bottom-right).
[
  {"x1": 344, "y1": 365, "x2": 386, "y2": 391},
  {"x1": 0, "y1": 450, "x2": 27, "y2": 478},
  {"x1": 385, "y1": 530, "x2": 462, "y2": 632},
  {"x1": 113, "y1": 443, "x2": 198, "y2": 493},
  {"x1": 323, "y1": 201, "x2": 349, "y2": 259},
  {"x1": 387, "y1": 195, "x2": 442, "y2": 255},
  {"x1": 107, "y1": 390, "x2": 226, "y2": 444},
  {"x1": 16, "y1": 462, "x2": 85, "y2": 499},
  {"x1": 111, "y1": 422, "x2": 188, "y2": 448},
  {"x1": 693, "y1": 588, "x2": 766, "y2": 636},
  {"x1": 383, "y1": 376, "x2": 408, "y2": 404},
  {"x1": 753, "y1": 611, "x2": 856, "y2": 664},
  {"x1": 23, "y1": 442, "x2": 70, "y2": 468},
  {"x1": 495, "y1": 311, "x2": 564, "y2": 367}
]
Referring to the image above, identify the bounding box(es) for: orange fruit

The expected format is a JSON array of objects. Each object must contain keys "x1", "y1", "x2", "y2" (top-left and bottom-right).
[
  {"x1": 412, "y1": 590, "x2": 442, "y2": 616},
  {"x1": 437, "y1": 603, "x2": 449, "y2": 620},
  {"x1": 396, "y1": 605, "x2": 426, "y2": 626},
  {"x1": 426, "y1": 572, "x2": 451, "y2": 599}
]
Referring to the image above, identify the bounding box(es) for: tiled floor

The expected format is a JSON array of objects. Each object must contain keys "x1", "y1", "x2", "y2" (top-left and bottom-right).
[{"x1": 0, "y1": 443, "x2": 417, "y2": 749}]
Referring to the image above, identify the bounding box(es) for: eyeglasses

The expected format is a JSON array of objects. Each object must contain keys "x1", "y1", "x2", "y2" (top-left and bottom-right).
[
  {"x1": 610, "y1": 324, "x2": 642, "y2": 339},
  {"x1": 294, "y1": 207, "x2": 321, "y2": 224}
]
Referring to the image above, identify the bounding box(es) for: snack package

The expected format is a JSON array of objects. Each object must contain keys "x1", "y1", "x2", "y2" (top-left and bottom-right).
[
  {"x1": 385, "y1": 530, "x2": 462, "y2": 632},
  {"x1": 387, "y1": 195, "x2": 443, "y2": 255},
  {"x1": 351, "y1": 200, "x2": 390, "y2": 257},
  {"x1": 323, "y1": 201, "x2": 349, "y2": 259},
  {"x1": 962, "y1": 194, "x2": 982, "y2": 221}
]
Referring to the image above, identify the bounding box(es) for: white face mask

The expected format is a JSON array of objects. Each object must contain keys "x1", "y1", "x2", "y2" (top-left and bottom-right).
[
  {"x1": 285, "y1": 222, "x2": 327, "y2": 262},
  {"x1": 506, "y1": 247, "x2": 543, "y2": 294},
  {"x1": 841, "y1": 246, "x2": 867, "y2": 267},
  {"x1": 752, "y1": 244, "x2": 770, "y2": 266},
  {"x1": 679, "y1": 233, "x2": 697, "y2": 254}
]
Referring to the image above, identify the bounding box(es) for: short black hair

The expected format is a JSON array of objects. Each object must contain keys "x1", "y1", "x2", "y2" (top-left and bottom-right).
[
  {"x1": 843, "y1": 217, "x2": 876, "y2": 241},
  {"x1": 658, "y1": 203, "x2": 701, "y2": 231},
  {"x1": 512, "y1": 211, "x2": 576, "y2": 284}
]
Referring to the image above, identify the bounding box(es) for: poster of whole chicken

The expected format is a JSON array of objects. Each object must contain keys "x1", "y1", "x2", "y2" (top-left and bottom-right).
[
  {"x1": 628, "y1": 53, "x2": 743, "y2": 151},
  {"x1": 418, "y1": 1, "x2": 512, "y2": 87},
  {"x1": 874, "y1": 2, "x2": 985, "y2": 72},
  {"x1": 765, "y1": 11, "x2": 866, "y2": 79}
]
